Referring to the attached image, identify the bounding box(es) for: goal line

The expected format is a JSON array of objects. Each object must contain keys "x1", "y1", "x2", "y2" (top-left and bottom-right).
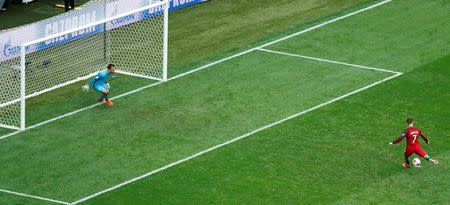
[
  {"x1": 0, "y1": 0, "x2": 169, "y2": 130},
  {"x1": 1, "y1": 0, "x2": 395, "y2": 203}
]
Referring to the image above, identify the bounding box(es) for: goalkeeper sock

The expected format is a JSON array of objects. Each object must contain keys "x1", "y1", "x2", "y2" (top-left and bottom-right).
[
  {"x1": 405, "y1": 157, "x2": 410, "y2": 165},
  {"x1": 100, "y1": 94, "x2": 106, "y2": 99}
]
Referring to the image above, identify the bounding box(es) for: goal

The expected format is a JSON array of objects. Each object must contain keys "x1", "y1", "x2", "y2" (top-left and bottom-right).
[{"x1": 0, "y1": 0, "x2": 168, "y2": 130}]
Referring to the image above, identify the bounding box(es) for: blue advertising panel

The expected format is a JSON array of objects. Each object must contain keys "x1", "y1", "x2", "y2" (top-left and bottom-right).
[{"x1": 0, "y1": 0, "x2": 207, "y2": 62}]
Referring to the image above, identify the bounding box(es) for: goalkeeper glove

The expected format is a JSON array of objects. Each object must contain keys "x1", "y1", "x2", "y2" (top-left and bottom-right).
[
  {"x1": 106, "y1": 82, "x2": 110, "y2": 89},
  {"x1": 111, "y1": 76, "x2": 119, "y2": 79},
  {"x1": 82, "y1": 84, "x2": 89, "y2": 91}
]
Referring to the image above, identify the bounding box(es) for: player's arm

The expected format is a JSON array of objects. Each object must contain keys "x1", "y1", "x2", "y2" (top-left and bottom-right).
[
  {"x1": 83, "y1": 72, "x2": 103, "y2": 91},
  {"x1": 104, "y1": 76, "x2": 118, "y2": 89},
  {"x1": 105, "y1": 76, "x2": 118, "y2": 83},
  {"x1": 419, "y1": 130, "x2": 429, "y2": 144},
  {"x1": 389, "y1": 133, "x2": 406, "y2": 145},
  {"x1": 88, "y1": 72, "x2": 104, "y2": 86}
]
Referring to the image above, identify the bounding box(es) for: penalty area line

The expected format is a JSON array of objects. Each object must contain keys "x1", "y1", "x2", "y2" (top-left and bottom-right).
[
  {"x1": 71, "y1": 72, "x2": 403, "y2": 204},
  {"x1": 0, "y1": 188, "x2": 70, "y2": 205},
  {"x1": 0, "y1": 0, "x2": 395, "y2": 203},
  {"x1": 0, "y1": 0, "x2": 391, "y2": 141},
  {"x1": 256, "y1": 48, "x2": 402, "y2": 74}
]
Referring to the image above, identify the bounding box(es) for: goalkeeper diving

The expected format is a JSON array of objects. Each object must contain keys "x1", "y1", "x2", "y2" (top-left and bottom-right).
[{"x1": 82, "y1": 64, "x2": 118, "y2": 106}]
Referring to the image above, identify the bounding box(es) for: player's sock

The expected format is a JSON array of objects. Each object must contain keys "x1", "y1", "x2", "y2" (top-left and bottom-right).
[
  {"x1": 101, "y1": 94, "x2": 108, "y2": 101},
  {"x1": 99, "y1": 94, "x2": 106, "y2": 101},
  {"x1": 104, "y1": 94, "x2": 113, "y2": 106},
  {"x1": 425, "y1": 156, "x2": 438, "y2": 164},
  {"x1": 405, "y1": 157, "x2": 410, "y2": 165}
]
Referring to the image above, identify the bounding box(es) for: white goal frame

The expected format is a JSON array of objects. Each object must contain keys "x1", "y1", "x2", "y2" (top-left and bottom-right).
[{"x1": 0, "y1": 0, "x2": 169, "y2": 130}]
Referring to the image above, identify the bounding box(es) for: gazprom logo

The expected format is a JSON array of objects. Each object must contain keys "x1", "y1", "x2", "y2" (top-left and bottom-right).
[
  {"x1": 3, "y1": 43, "x2": 20, "y2": 57},
  {"x1": 3, "y1": 43, "x2": 31, "y2": 58}
]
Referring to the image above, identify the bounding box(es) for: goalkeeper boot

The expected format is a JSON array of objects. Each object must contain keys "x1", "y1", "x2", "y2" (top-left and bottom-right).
[
  {"x1": 106, "y1": 99, "x2": 114, "y2": 106},
  {"x1": 98, "y1": 98, "x2": 106, "y2": 102},
  {"x1": 431, "y1": 159, "x2": 439, "y2": 165},
  {"x1": 402, "y1": 163, "x2": 411, "y2": 168}
]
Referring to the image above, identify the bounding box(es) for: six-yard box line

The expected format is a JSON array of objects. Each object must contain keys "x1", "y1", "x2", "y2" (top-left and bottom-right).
[{"x1": 0, "y1": 1, "x2": 399, "y2": 204}]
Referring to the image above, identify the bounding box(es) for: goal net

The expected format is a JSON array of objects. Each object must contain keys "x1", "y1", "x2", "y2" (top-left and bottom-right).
[{"x1": 0, "y1": 0, "x2": 168, "y2": 130}]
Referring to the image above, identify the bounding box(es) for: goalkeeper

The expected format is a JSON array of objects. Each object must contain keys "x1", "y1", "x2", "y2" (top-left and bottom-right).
[{"x1": 83, "y1": 64, "x2": 118, "y2": 106}]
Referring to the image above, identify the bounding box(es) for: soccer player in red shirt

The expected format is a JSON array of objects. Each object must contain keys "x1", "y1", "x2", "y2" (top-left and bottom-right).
[{"x1": 389, "y1": 118, "x2": 439, "y2": 168}]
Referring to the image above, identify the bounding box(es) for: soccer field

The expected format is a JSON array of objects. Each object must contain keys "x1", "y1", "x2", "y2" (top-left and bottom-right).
[{"x1": 0, "y1": 0, "x2": 449, "y2": 204}]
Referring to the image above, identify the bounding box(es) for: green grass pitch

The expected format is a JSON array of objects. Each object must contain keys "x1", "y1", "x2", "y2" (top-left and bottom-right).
[{"x1": 0, "y1": 0, "x2": 449, "y2": 204}]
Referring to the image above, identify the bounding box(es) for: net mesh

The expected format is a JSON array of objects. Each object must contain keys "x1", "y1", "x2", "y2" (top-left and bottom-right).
[
  {"x1": 110, "y1": 9, "x2": 165, "y2": 79},
  {"x1": 25, "y1": 30, "x2": 106, "y2": 96},
  {"x1": 0, "y1": 0, "x2": 166, "y2": 130},
  {"x1": 0, "y1": 57, "x2": 21, "y2": 129}
]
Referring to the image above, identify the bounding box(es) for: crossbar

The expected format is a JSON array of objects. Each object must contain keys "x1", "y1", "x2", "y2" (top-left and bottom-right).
[{"x1": 23, "y1": 0, "x2": 167, "y2": 47}]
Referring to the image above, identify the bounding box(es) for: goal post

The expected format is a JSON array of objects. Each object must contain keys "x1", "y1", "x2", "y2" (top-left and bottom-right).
[
  {"x1": 20, "y1": 45, "x2": 26, "y2": 131},
  {"x1": 0, "y1": 0, "x2": 169, "y2": 130}
]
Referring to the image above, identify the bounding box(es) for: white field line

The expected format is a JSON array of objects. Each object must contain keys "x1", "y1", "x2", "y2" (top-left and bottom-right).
[
  {"x1": 256, "y1": 0, "x2": 392, "y2": 49},
  {"x1": 0, "y1": 0, "x2": 392, "y2": 141},
  {"x1": 115, "y1": 70, "x2": 162, "y2": 81},
  {"x1": 0, "y1": 72, "x2": 97, "y2": 109},
  {"x1": 0, "y1": 189, "x2": 70, "y2": 205},
  {"x1": 0, "y1": 123, "x2": 19, "y2": 131},
  {"x1": 72, "y1": 72, "x2": 403, "y2": 204},
  {"x1": 257, "y1": 48, "x2": 401, "y2": 74},
  {"x1": 0, "y1": 81, "x2": 163, "y2": 141},
  {"x1": 0, "y1": 0, "x2": 394, "y2": 203}
]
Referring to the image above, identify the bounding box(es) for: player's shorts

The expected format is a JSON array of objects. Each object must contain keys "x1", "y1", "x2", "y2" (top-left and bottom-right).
[
  {"x1": 404, "y1": 146, "x2": 427, "y2": 157},
  {"x1": 93, "y1": 83, "x2": 109, "y2": 93}
]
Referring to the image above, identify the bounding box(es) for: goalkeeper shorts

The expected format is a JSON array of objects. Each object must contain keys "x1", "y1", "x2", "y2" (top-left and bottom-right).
[{"x1": 93, "y1": 83, "x2": 109, "y2": 93}]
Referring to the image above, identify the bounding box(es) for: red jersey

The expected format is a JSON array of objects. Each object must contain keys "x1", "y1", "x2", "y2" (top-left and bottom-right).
[{"x1": 392, "y1": 126, "x2": 428, "y2": 146}]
